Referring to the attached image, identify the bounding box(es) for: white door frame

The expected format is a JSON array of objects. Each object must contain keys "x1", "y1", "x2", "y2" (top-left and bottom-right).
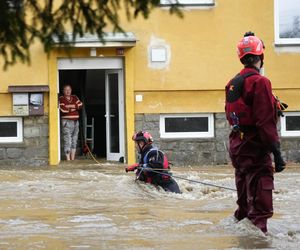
[
  {"x1": 105, "y1": 70, "x2": 125, "y2": 161},
  {"x1": 57, "y1": 58, "x2": 125, "y2": 162}
]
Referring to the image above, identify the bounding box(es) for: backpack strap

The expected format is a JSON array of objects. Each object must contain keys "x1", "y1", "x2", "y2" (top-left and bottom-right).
[
  {"x1": 143, "y1": 147, "x2": 158, "y2": 164},
  {"x1": 143, "y1": 148, "x2": 168, "y2": 169},
  {"x1": 241, "y1": 72, "x2": 259, "y2": 79},
  {"x1": 226, "y1": 72, "x2": 259, "y2": 103}
]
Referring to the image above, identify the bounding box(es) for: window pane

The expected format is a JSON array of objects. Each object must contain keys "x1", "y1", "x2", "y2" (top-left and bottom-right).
[
  {"x1": 0, "y1": 122, "x2": 18, "y2": 137},
  {"x1": 278, "y1": 0, "x2": 300, "y2": 39},
  {"x1": 286, "y1": 116, "x2": 300, "y2": 131},
  {"x1": 108, "y1": 73, "x2": 120, "y2": 153},
  {"x1": 165, "y1": 117, "x2": 208, "y2": 133}
]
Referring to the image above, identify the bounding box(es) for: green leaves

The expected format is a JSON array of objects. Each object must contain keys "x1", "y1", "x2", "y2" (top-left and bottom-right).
[{"x1": 0, "y1": 0, "x2": 181, "y2": 69}]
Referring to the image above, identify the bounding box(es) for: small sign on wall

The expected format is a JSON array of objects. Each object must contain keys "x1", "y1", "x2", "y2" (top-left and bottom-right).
[
  {"x1": 151, "y1": 47, "x2": 167, "y2": 62},
  {"x1": 13, "y1": 93, "x2": 29, "y2": 116},
  {"x1": 13, "y1": 93, "x2": 28, "y2": 105},
  {"x1": 29, "y1": 93, "x2": 44, "y2": 116},
  {"x1": 13, "y1": 105, "x2": 29, "y2": 116}
]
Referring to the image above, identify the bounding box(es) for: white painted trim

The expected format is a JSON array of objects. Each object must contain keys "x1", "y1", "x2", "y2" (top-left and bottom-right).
[
  {"x1": 63, "y1": 42, "x2": 135, "y2": 48},
  {"x1": 160, "y1": 0, "x2": 214, "y2": 5},
  {"x1": 274, "y1": 46, "x2": 300, "y2": 53},
  {"x1": 0, "y1": 117, "x2": 23, "y2": 143},
  {"x1": 105, "y1": 70, "x2": 125, "y2": 161},
  {"x1": 57, "y1": 72, "x2": 61, "y2": 162},
  {"x1": 160, "y1": 113, "x2": 214, "y2": 139},
  {"x1": 57, "y1": 57, "x2": 125, "y2": 162},
  {"x1": 280, "y1": 112, "x2": 300, "y2": 137},
  {"x1": 57, "y1": 58, "x2": 123, "y2": 70},
  {"x1": 274, "y1": 0, "x2": 300, "y2": 46}
]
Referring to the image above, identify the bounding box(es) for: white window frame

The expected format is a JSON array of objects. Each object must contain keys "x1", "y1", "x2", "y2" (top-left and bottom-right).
[
  {"x1": 274, "y1": 0, "x2": 300, "y2": 45},
  {"x1": 160, "y1": 113, "x2": 214, "y2": 139},
  {"x1": 280, "y1": 112, "x2": 300, "y2": 137},
  {"x1": 160, "y1": 0, "x2": 214, "y2": 6},
  {"x1": 0, "y1": 117, "x2": 23, "y2": 143}
]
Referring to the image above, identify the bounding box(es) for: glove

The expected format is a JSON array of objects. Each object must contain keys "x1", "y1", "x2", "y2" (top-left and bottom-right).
[
  {"x1": 270, "y1": 143, "x2": 286, "y2": 173},
  {"x1": 125, "y1": 163, "x2": 139, "y2": 172},
  {"x1": 275, "y1": 96, "x2": 288, "y2": 117}
]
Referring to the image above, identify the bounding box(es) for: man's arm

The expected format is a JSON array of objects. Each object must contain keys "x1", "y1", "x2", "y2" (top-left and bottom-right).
[
  {"x1": 252, "y1": 77, "x2": 285, "y2": 172},
  {"x1": 59, "y1": 97, "x2": 69, "y2": 113},
  {"x1": 252, "y1": 77, "x2": 279, "y2": 146},
  {"x1": 74, "y1": 96, "x2": 83, "y2": 110}
]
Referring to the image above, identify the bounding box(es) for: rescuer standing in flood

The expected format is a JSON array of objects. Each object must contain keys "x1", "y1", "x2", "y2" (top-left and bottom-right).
[{"x1": 225, "y1": 32, "x2": 287, "y2": 233}]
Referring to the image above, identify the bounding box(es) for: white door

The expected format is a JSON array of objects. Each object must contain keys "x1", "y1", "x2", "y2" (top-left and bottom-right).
[{"x1": 105, "y1": 70, "x2": 125, "y2": 161}]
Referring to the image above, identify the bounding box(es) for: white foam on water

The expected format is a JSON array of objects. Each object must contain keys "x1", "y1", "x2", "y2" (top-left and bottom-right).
[
  {"x1": 69, "y1": 245, "x2": 91, "y2": 248},
  {"x1": 219, "y1": 216, "x2": 266, "y2": 237},
  {"x1": 0, "y1": 218, "x2": 27, "y2": 225},
  {"x1": 69, "y1": 214, "x2": 112, "y2": 223},
  {"x1": 177, "y1": 220, "x2": 213, "y2": 226},
  {"x1": 74, "y1": 223, "x2": 116, "y2": 228}
]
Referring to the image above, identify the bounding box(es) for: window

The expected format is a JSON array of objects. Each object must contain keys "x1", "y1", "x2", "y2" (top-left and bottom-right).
[
  {"x1": 274, "y1": 0, "x2": 300, "y2": 45},
  {"x1": 0, "y1": 117, "x2": 23, "y2": 143},
  {"x1": 160, "y1": 0, "x2": 214, "y2": 6},
  {"x1": 280, "y1": 112, "x2": 300, "y2": 137},
  {"x1": 160, "y1": 114, "x2": 214, "y2": 138}
]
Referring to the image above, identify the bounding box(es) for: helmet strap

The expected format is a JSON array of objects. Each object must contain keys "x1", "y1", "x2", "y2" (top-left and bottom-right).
[
  {"x1": 136, "y1": 140, "x2": 147, "y2": 153},
  {"x1": 259, "y1": 54, "x2": 264, "y2": 68}
]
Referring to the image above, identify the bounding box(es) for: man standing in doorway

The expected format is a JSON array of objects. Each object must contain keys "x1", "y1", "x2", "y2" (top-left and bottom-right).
[
  {"x1": 225, "y1": 32, "x2": 286, "y2": 233},
  {"x1": 59, "y1": 85, "x2": 83, "y2": 161}
]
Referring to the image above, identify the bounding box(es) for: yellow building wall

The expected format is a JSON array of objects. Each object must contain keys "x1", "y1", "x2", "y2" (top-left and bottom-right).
[
  {"x1": 127, "y1": 0, "x2": 300, "y2": 89},
  {"x1": 122, "y1": 0, "x2": 300, "y2": 112},
  {"x1": 0, "y1": 42, "x2": 49, "y2": 116},
  {"x1": 0, "y1": 43, "x2": 49, "y2": 93},
  {"x1": 1, "y1": 0, "x2": 300, "y2": 165}
]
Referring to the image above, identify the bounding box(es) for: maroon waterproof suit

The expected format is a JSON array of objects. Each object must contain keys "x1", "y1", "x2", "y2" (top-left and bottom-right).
[{"x1": 225, "y1": 67, "x2": 279, "y2": 233}]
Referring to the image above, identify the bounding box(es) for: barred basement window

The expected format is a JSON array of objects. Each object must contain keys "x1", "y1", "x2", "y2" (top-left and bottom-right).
[
  {"x1": 0, "y1": 117, "x2": 23, "y2": 143},
  {"x1": 280, "y1": 112, "x2": 300, "y2": 137},
  {"x1": 160, "y1": 114, "x2": 214, "y2": 138}
]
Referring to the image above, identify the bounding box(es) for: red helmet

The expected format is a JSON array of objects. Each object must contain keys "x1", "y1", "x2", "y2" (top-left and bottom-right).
[
  {"x1": 132, "y1": 131, "x2": 153, "y2": 145},
  {"x1": 237, "y1": 35, "x2": 264, "y2": 59}
]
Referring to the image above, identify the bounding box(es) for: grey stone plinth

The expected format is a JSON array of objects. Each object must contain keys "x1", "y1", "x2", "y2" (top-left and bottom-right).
[
  {"x1": 40, "y1": 124, "x2": 49, "y2": 137},
  {"x1": 24, "y1": 127, "x2": 40, "y2": 138},
  {"x1": 134, "y1": 112, "x2": 300, "y2": 165},
  {"x1": 135, "y1": 113, "x2": 230, "y2": 166},
  {"x1": 7, "y1": 148, "x2": 23, "y2": 159},
  {"x1": 0, "y1": 115, "x2": 49, "y2": 167},
  {"x1": 0, "y1": 148, "x2": 5, "y2": 160}
]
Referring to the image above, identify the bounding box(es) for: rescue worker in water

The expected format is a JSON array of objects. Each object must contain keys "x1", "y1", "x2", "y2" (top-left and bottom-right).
[
  {"x1": 225, "y1": 32, "x2": 287, "y2": 233},
  {"x1": 125, "y1": 131, "x2": 181, "y2": 194}
]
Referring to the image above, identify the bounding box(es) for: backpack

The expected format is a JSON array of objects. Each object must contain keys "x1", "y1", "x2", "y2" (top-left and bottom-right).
[
  {"x1": 225, "y1": 72, "x2": 259, "y2": 126},
  {"x1": 143, "y1": 147, "x2": 170, "y2": 170}
]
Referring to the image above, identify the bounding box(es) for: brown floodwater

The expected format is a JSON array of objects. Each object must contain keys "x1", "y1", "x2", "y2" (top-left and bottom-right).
[{"x1": 0, "y1": 161, "x2": 299, "y2": 249}]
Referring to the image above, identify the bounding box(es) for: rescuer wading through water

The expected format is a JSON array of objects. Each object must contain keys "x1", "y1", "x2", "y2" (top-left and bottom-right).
[
  {"x1": 125, "y1": 131, "x2": 181, "y2": 194},
  {"x1": 225, "y1": 31, "x2": 288, "y2": 233}
]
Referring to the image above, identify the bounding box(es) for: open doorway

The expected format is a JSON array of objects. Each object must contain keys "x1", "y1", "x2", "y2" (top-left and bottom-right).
[{"x1": 59, "y1": 68, "x2": 125, "y2": 162}]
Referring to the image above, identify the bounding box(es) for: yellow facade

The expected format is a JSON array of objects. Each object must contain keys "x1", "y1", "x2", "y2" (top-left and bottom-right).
[{"x1": 0, "y1": 0, "x2": 299, "y2": 165}]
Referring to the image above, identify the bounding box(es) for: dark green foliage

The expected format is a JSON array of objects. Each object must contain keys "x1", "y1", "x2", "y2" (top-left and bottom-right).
[{"x1": 0, "y1": 0, "x2": 181, "y2": 69}]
